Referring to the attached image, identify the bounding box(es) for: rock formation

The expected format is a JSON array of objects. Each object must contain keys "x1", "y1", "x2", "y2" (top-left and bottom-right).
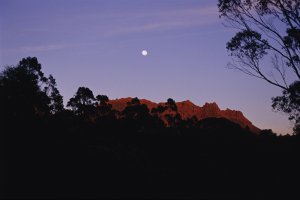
[{"x1": 109, "y1": 98, "x2": 260, "y2": 133}]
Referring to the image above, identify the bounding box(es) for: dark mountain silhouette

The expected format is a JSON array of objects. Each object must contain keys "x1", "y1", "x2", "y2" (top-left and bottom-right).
[{"x1": 109, "y1": 97, "x2": 260, "y2": 133}]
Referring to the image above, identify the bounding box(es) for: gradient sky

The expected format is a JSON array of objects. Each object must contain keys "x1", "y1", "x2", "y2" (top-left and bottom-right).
[{"x1": 0, "y1": 0, "x2": 294, "y2": 134}]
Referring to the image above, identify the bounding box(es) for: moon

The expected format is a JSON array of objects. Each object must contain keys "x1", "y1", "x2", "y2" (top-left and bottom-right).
[{"x1": 142, "y1": 50, "x2": 148, "y2": 56}]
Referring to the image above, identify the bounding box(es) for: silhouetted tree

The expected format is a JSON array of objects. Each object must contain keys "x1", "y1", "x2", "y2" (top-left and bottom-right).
[
  {"x1": 128, "y1": 97, "x2": 140, "y2": 106},
  {"x1": 166, "y1": 98, "x2": 177, "y2": 112},
  {"x1": 122, "y1": 97, "x2": 150, "y2": 120},
  {"x1": 164, "y1": 98, "x2": 181, "y2": 127},
  {"x1": 45, "y1": 75, "x2": 64, "y2": 114},
  {"x1": 0, "y1": 57, "x2": 63, "y2": 123},
  {"x1": 120, "y1": 97, "x2": 156, "y2": 133},
  {"x1": 218, "y1": 0, "x2": 300, "y2": 132},
  {"x1": 95, "y1": 94, "x2": 116, "y2": 120},
  {"x1": 67, "y1": 87, "x2": 95, "y2": 117},
  {"x1": 272, "y1": 81, "x2": 300, "y2": 134},
  {"x1": 95, "y1": 95, "x2": 109, "y2": 106}
]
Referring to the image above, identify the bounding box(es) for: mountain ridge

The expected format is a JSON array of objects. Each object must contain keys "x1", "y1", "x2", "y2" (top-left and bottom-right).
[{"x1": 108, "y1": 97, "x2": 260, "y2": 133}]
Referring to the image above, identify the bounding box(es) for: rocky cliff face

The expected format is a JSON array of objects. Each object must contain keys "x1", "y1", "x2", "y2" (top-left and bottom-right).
[{"x1": 109, "y1": 98, "x2": 260, "y2": 133}]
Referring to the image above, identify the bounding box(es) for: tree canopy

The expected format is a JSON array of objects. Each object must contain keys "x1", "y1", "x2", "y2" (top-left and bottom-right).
[
  {"x1": 0, "y1": 57, "x2": 63, "y2": 124},
  {"x1": 67, "y1": 86, "x2": 95, "y2": 115},
  {"x1": 218, "y1": 0, "x2": 300, "y2": 134}
]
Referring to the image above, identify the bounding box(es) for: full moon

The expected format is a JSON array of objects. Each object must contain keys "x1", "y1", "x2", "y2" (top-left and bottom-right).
[{"x1": 142, "y1": 50, "x2": 148, "y2": 56}]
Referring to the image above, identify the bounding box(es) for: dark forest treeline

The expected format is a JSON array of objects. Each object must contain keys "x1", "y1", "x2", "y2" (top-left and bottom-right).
[{"x1": 1, "y1": 57, "x2": 300, "y2": 199}]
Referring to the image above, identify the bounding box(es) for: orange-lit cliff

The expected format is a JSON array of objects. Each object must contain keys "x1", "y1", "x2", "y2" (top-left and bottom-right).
[{"x1": 109, "y1": 98, "x2": 260, "y2": 133}]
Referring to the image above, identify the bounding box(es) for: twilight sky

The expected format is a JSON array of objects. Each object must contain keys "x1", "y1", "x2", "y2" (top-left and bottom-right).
[{"x1": 0, "y1": 0, "x2": 293, "y2": 134}]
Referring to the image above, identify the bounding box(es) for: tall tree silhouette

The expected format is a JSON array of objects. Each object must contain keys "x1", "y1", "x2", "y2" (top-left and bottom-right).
[
  {"x1": 122, "y1": 97, "x2": 150, "y2": 120},
  {"x1": 95, "y1": 94, "x2": 116, "y2": 119},
  {"x1": 164, "y1": 98, "x2": 181, "y2": 127},
  {"x1": 0, "y1": 57, "x2": 63, "y2": 124},
  {"x1": 67, "y1": 87, "x2": 95, "y2": 118},
  {"x1": 218, "y1": 0, "x2": 300, "y2": 133},
  {"x1": 166, "y1": 98, "x2": 178, "y2": 112},
  {"x1": 121, "y1": 97, "x2": 154, "y2": 132},
  {"x1": 45, "y1": 75, "x2": 64, "y2": 114}
]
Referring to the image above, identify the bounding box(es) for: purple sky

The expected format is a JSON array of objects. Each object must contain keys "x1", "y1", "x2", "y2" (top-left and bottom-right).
[{"x1": 0, "y1": 0, "x2": 293, "y2": 134}]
